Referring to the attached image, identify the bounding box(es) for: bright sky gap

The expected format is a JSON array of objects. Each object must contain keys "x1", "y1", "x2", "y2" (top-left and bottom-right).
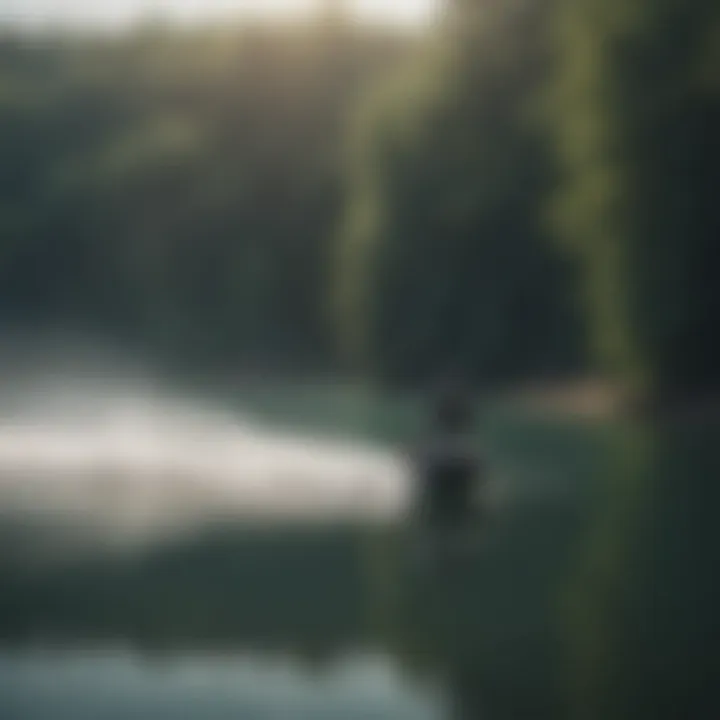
[{"x1": 0, "y1": 0, "x2": 441, "y2": 29}]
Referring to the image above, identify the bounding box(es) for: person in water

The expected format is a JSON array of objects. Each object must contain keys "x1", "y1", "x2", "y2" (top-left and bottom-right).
[{"x1": 414, "y1": 378, "x2": 484, "y2": 537}]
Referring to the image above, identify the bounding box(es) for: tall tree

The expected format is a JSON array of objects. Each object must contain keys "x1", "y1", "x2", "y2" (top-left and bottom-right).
[
  {"x1": 551, "y1": 0, "x2": 720, "y2": 402},
  {"x1": 335, "y1": 0, "x2": 583, "y2": 387}
]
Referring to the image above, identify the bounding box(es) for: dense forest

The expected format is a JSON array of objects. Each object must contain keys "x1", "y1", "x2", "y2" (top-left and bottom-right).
[
  {"x1": 0, "y1": 15, "x2": 410, "y2": 374},
  {"x1": 0, "y1": 0, "x2": 718, "y2": 401}
]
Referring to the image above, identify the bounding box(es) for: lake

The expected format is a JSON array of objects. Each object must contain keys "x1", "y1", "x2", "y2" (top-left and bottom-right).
[{"x1": 0, "y1": 377, "x2": 718, "y2": 720}]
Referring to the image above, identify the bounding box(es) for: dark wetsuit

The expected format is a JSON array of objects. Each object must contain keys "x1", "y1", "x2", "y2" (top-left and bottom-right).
[{"x1": 415, "y1": 432, "x2": 481, "y2": 529}]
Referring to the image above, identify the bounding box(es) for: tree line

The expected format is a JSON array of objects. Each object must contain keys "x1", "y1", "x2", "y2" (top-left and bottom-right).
[
  {"x1": 1, "y1": 0, "x2": 718, "y2": 401},
  {"x1": 338, "y1": 0, "x2": 719, "y2": 402},
  {"x1": 0, "y1": 18, "x2": 410, "y2": 375}
]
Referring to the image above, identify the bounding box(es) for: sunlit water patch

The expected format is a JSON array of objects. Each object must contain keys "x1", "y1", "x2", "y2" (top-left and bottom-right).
[
  {"x1": 0, "y1": 373, "x2": 410, "y2": 552},
  {"x1": 0, "y1": 649, "x2": 447, "y2": 720}
]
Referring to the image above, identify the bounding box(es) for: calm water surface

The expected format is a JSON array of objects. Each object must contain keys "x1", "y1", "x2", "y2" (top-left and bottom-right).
[
  {"x1": 0, "y1": 649, "x2": 446, "y2": 720},
  {"x1": 0, "y1": 381, "x2": 718, "y2": 720}
]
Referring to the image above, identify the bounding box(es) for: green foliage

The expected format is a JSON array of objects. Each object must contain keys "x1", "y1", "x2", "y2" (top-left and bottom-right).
[
  {"x1": 336, "y1": 0, "x2": 585, "y2": 387},
  {"x1": 550, "y1": 0, "x2": 720, "y2": 399},
  {"x1": 1, "y1": 0, "x2": 717, "y2": 397},
  {"x1": 0, "y1": 22, "x2": 410, "y2": 373}
]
